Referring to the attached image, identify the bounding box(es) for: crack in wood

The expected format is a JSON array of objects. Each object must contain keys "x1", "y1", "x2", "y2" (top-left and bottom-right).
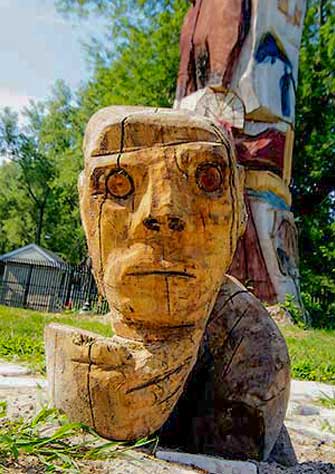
[
  {"x1": 158, "y1": 383, "x2": 183, "y2": 406},
  {"x1": 87, "y1": 343, "x2": 96, "y2": 430},
  {"x1": 257, "y1": 385, "x2": 288, "y2": 404},
  {"x1": 208, "y1": 289, "x2": 249, "y2": 326},
  {"x1": 126, "y1": 357, "x2": 193, "y2": 394},
  {"x1": 221, "y1": 335, "x2": 245, "y2": 380},
  {"x1": 91, "y1": 139, "x2": 222, "y2": 157},
  {"x1": 165, "y1": 277, "x2": 171, "y2": 318},
  {"x1": 97, "y1": 195, "x2": 107, "y2": 296},
  {"x1": 117, "y1": 116, "x2": 128, "y2": 169}
]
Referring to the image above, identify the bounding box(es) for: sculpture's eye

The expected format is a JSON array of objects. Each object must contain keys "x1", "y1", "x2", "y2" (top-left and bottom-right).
[
  {"x1": 106, "y1": 169, "x2": 134, "y2": 199},
  {"x1": 196, "y1": 163, "x2": 223, "y2": 194}
]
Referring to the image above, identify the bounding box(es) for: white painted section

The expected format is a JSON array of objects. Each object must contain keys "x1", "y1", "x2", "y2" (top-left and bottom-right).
[
  {"x1": 244, "y1": 120, "x2": 290, "y2": 136},
  {"x1": 156, "y1": 451, "x2": 257, "y2": 474},
  {"x1": 248, "y1": 197, "x2": 300, "y2": 302},
  {"x1": 178, "y1": 87, "x2": 245, "y2": 129},
  {"x1": 231, "y1": 0, "x2": 306, "y2": 123}
]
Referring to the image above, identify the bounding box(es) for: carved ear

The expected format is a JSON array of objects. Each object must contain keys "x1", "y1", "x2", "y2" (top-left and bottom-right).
[
  {"x1": 78, "y1": 171, "x2": 105, "y2": 297},
  {"x1": 236, "y1": 165, "x2": 248, "y2": 238}
]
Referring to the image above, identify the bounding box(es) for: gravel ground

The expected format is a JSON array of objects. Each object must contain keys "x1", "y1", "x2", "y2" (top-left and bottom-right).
[
  {"x1": 1, "y1": 362, "x2": 335, "y2": 474},
  {"x1": 258, "y1": 462, "x2": 335, "y2": 473}
]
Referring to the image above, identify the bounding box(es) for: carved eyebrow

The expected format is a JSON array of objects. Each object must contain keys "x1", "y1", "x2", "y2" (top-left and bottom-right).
[
  {"x1": 86, "y1": 155, "x2": 120, "y2": 175},
  {"x1": 177, "y1": 145, "x2": 230, "y2": 164},
  {"x1": 86, "y1": 143, "x2": 229, "y2": 175}
]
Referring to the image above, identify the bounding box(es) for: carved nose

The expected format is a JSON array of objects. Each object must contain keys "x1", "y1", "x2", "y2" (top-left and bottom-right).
[
  {"x1": 143, "y1": 217, "x2": 161, "y2": 232},
  {"x1": 143, "y1": 216, "x2": 185, "y2": 232},
  {"x1": 168, "y1": 216, "x2": 185, "y2": 232}
]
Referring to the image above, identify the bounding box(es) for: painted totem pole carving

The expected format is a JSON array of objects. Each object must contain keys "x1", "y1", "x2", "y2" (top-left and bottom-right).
[
  {"x1": 175, "y1": 0, "x2": 306, "y2": 304},
  {"x1": 45, "y1": 107, "x2": 291, "y2": 462}
]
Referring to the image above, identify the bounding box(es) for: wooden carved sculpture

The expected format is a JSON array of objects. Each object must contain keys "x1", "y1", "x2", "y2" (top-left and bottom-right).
[
  {"x1": 45, "y1": 107, "x2": 291, "y2": 462},
  {"x1": 175, "y1": 0, "x2": 306, "y2": 305}
]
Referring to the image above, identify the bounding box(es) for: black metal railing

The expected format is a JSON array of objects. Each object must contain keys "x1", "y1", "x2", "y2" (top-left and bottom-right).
[{"x1": 0, "y1": 259, "x2": 109, "y2": 314}]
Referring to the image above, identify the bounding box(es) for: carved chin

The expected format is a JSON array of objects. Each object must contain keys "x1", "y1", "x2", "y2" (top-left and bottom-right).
[{"x1": 104, "y1": 272, "x2": 215, "y2": 328}]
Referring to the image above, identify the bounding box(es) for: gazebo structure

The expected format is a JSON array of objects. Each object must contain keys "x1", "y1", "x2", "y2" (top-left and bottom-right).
[{"x1": 0, "y1": 244, "x2": 67, "y2": 312}]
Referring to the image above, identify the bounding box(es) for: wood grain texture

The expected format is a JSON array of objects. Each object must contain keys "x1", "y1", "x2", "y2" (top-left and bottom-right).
[
  {"x1": 46, "y1": 107, "x2": 246, "y2": 441},
  {"x1": 45, "y1": 107, "x2": 290, "y2": 461},
  {"x1": 160, "y1": 276, "x2": 290, "y2": 461}
]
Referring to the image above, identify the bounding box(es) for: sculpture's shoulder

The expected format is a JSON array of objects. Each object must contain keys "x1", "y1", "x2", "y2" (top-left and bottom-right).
[{"x1": 208, "y1": 274, "x2": 287, "y2": 345}]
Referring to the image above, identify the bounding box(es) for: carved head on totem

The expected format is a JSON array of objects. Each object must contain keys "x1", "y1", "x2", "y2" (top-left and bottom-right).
[{"x1": 79, "y1": 107, "x2": 246, "y2": 336}]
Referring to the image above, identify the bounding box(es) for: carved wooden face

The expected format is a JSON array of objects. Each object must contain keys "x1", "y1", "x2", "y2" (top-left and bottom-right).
[{"x1": 80, "y1": 109, "x2": 245, "y2": 329}]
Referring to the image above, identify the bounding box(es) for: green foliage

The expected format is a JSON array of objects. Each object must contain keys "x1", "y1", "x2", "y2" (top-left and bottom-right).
[
  {"x1": 318, "y1": 391, "x2": 335, "y2": 409},
  {"x1": 281, "y1": 325, "x2": 335, "y2": 384},
  {"x1": 0, "y1": 405, "x2": 156, "y2": 473},
  {"x1": 293, "y1": 0, "x2": 335, "y2": 327},
  {"x1": 301, "y1": 278, "x2": 335, "y2": 328},
  {"x1": 0, "y1": 305, "x2": 112, "y2": 374},
  {"x1": 0, "y1": 83, "x2": 86, "y2": 263},
  {"x1": 0, "y1": 0, "x2": 334, "y2": 326},
  {"x1": 0, "y1": 1, "x2": 187, "y2": 263},
  {"x1": 280, "y1": 294, "x2": 306, "y2": 326}
]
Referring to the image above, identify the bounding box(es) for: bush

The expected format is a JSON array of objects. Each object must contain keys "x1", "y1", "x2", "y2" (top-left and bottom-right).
[{"x1": 301, "y1": 272, "x2": 335, "y2": 329}]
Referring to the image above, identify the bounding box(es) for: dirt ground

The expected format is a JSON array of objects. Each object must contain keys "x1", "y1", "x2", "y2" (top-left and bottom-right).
[{"x1": 0, "y1": 363, "x2": 335, "y2": 474}]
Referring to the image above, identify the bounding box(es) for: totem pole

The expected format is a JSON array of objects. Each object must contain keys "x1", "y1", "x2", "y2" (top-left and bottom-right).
[{"x1": 174, "y1": 0, "x2": 306, "y2": 305}]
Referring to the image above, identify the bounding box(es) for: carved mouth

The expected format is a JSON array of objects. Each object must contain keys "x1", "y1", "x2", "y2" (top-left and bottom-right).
[{"x1": 126, "y1": 270, "x2": 196, "y2": 279}]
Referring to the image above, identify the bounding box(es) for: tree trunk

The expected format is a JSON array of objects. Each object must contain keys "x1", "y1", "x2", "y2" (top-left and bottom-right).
[{"x1": 35, "y1": 202, "x2": 45, "y2": 246}]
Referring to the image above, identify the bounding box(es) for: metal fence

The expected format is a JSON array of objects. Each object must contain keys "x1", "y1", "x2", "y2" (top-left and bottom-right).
[{"x1": 0, "y1": 259, "x2": 109, "y2": 314}]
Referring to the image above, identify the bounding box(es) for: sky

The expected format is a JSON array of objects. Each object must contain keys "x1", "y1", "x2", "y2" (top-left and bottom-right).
[{"x1": 0, "y1": 0, "x2": 103, "y2": 113}]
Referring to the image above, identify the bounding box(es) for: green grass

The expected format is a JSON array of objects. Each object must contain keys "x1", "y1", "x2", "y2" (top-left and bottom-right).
[
  {"x1": 0, "y1": 305, "x2": 112, "y2": 375},
  {"x1": 281, "y1": 324, "x2": 335, "y2": 384},
  {"x1": 0, "y1": 404, "x2": 156, "y2": 473},
  {"x1": 318, "y1": 392, "x2": 335, "y2": 409},
  {"x1": 1, "y1": 305, "x2": 335, "y2": 384}
]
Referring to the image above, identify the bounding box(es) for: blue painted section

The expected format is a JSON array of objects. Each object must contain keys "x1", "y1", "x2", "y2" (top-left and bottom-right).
[
  {"x1": 280, "y1": 67, "x2": 293, "y2": 117},
  {"x1": 247, "y1": 189, "x2": 291, "y2": 211},
  {"x1": 255, "y1": 33, "x2": 295, "y2": 118}
]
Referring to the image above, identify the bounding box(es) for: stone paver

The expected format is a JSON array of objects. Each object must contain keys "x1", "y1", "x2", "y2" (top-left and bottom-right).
[
  {"x1": 156, "y1": 451, "x2": 257, "y2": 474},
  {"x1": 0, "y1": 362, "x2": 31, "y2": 377},
  {"x1": 291, "y1": 380, "x2": 335, "y2": 401},
  {"x1": 0, "y1": 361, "x2": 48, "y2": 418},
  {"x1": 287, "y1": 380, "x2": 335, "y2": 446},
  {"x1": 0, "y1": 376, "x2": 47, "y2": 389}
]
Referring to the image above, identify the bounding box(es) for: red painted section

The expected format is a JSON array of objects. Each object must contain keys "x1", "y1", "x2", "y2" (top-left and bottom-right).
[
  {"x1": 229, "y1": 197, "x2": 277, "y2": 303},
  {"x1": 176, "y1": 2, "x2": 281, "y2": 303},
  {"x1": 176, "y1": 0, "x2": 247, "y2": 102},
  {"x1": 235, "y1": 129, "x2": 286, "y2": 176}
]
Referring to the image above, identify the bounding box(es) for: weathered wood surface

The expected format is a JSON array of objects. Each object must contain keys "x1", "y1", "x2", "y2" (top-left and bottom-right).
[
  {"x1": 45, "y1": 107, "x2": 290, "y2": 461},
  {"x1": 160, "y1": 276, "x2": 290, "y2": 461},
  {"x1": 47, "y1": 107, "x2": 246, "y2": 440},
  {"x1": 45, "y1": 323, "x2": 205, "y2": 440}
]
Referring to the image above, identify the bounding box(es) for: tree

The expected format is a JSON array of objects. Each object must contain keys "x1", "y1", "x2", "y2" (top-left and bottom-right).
[
  {"x1": 0, "y1": 106, "x2": 55, "y2": 246},
  {"x1": 56, "y1": 0, "x2": 188, "y2": 111},
  {"x1": 37, "y1": 81, "x2": 86, "y2": 262},
  {"x1": 292, "y1": 0, "x2": 335, "y2": 326},
  {"x1": 1, "y1": 0, "x2": 333, "y2": 323},
  {"x1": 0, "y1": 83, "x2": 86, "y2": 262}
]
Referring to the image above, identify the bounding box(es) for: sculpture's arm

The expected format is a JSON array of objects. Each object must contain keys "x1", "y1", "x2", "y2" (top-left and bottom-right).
[{"x1": 45, "y1": 323, "x2": 205, "y2": 440}]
